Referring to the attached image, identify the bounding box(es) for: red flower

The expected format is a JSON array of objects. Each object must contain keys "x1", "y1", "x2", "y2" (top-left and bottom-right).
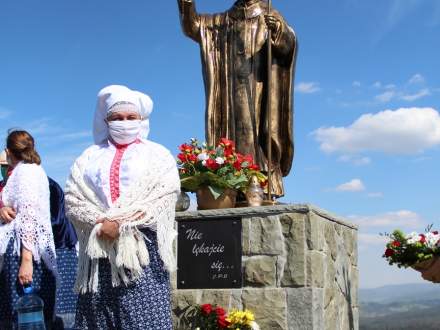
[
  {"x1": 177, "y1": 153, "x2": 187, "y2": 162},
  {"x1": 205, "y1": 158, "x2": 220, "y2": 171},
  {"x1": 391, "y1": 241, "x2": 401, "y2": 247},
  {"x1": 217, "y1": 314, "x2": 230, "y2": 328},
  {"x1": 201, "y1": 304, "x2": 212, "y2": 315},
  {"x1": 214, "y1": 306, "x2": 226, "y2": 316},
  {"x1": 188, "y1": 154, "x2": 197, "y2": 163},
  {"x1": 243, "y1": 154, "x2": 254, "y2": 164},
  {"x1": 249, "y1": 164, "x2": 260, "y2": 171},
  {"x1": 179, "y1": 143, "x2": 193, "y2": 154},
  {"x1": 419, "y1": 234, "x2": 426, "y2": 243},
  {"x1": 384, "y1": 248, "x2": 394, "y2": 257},
  {"x1": 224, "y1": 148, "x2": 234, "y2": 158},
  {"x1": 233, "y1": 160, "x2": 242, "y2": 171},
  {"x1": 219, "y1": 138, "x2": 235, "y2": 149}
]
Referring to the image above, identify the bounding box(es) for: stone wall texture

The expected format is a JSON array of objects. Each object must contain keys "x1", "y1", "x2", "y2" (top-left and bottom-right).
[{"x1": 173, "y1": 204, "x2": 358, "y2": 330}]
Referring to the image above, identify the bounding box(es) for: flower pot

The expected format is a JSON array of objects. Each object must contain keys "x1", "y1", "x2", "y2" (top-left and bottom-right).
[
  {"x1": 196, "y1": 186, "x2": 237, "y2": 210},
  {"x1": 412, "y1": 258, "x2": 436, "y2": 271}
]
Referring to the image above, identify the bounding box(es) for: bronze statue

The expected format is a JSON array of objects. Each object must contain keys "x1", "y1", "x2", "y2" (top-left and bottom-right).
[{"x1": 177, "y1": 0, "x2": 297, "y2": 197}]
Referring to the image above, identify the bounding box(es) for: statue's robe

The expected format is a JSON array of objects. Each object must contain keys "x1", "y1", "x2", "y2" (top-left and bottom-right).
[{"x1": 178, "y1": 0, "x2": 297, "y2": 196}]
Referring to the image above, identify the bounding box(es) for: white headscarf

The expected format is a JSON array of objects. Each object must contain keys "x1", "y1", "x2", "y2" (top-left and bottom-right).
[{"x1": 93, "y1": 85, "x2": 153, "y2": 145}]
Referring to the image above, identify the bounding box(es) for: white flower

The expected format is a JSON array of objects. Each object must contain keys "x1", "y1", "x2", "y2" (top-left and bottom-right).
[
  {"x1": 406, "y1": 232, "x2": 419, "y2": 244},
  {"x1": 215, "y1": 157, "x2": 225, "y2": 165},
  {"x1": 426, "y1": 232, "x2": 440, "y2": 248},
  {"x1": 198, "y1": 153, "x2": 209, "y2": 161},
  {"x1": 202, "y1": 160, "x2": 207, "y2": 166}
]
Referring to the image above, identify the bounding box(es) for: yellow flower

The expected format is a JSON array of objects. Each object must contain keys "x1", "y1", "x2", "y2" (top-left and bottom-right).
[{"x1": 227, "y1": 310, "x2": 255, "y2": 327}]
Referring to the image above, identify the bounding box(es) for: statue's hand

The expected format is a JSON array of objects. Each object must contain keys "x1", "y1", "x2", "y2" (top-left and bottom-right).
[{"x1": 264, "y1": 14, "x2": 282, "y2": 35}]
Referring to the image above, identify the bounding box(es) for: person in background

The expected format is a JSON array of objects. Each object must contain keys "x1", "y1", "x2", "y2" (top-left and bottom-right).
[
  {"x1": 0, "y1": 136, "x2": 78, "y2": 329},
  {"x1": 0, "y1": 130, "x2": 57, "y2": 329},
  {"x1": 49, "y1": 177, "x2": 78, "y2": 329},
  {"x1": 65, "y1": 85, "x2": 179, "y2": 329},
  {"x1": 0, "y1": 150, "x2": 12, "y2": 191}
]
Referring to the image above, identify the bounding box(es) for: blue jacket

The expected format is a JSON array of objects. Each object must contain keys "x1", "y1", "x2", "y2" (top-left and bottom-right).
[{"x1": 48, "y1": 177, "x2": 78, "y2": 249}]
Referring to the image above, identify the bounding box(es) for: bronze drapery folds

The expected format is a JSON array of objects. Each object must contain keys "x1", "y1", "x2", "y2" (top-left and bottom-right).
[{"x1": 177, "y1": 0, "x2": 298, "y2": 197}]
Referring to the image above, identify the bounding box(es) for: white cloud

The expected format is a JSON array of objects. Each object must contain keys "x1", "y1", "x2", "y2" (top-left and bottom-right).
[
  {"x1": 296, "y1": 82, "x2": 321, "y2": 94},
  {"x1": 408, "y1": 73, "x2": 425, "y2": 85},
  {"x1": 358, "y1": 233, "x2": 388, "y2": 246},
  {"x1": 375, "y1": 90, "x2": 396, "y2": 103},
  {"x1": 313, "y1": 107, "x2": 440, "y2": 155},
  {"x1": 348, "y1": 210, "x2": 424, "y2": 228},
  {"x1": 384, "y1": 84, "x2": 396, "y2": 90},
  {"x1": 400, "y1": 89, "x2": 430, "y2": 102},
  {"x1": 372, "y1": 81, "x2": 382, "y2": 88},
  {"x1": 367, "y1": 192, "x2": 384, "y2": 198},
  {"x1": 335, "y1": 179, "x2": 365, "y2": 192},
  {"x1": 353, "y1": 81, "x2": 361, "y2": 87},
  {"x1": 56, "y1": 131, "x2": 91, "y2": 141},
  {"x1": 338, "y1": 155, "x2": 371, "y2": 166}
]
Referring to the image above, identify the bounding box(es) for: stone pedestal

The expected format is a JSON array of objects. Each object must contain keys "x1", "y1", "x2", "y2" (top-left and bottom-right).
[{"x1": 172, "y1": 204, "x2": 359, "y2": 330}]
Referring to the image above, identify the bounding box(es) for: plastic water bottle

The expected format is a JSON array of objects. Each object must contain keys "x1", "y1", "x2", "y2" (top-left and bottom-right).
[{"x1": 16, "y1": 286, "x2": 46, "y2": 330}]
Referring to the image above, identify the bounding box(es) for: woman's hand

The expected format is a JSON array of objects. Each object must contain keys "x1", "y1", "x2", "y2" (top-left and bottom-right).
[
  {"x1": 96, "y1": 218, "x2": 120, "y2": 241},
  {"x1": 0, "y1": 206, "x2": 16, "y2": 224},
  {"x1": 420, "y1": 257, "x2": 440, "y2": 282},
  {"x1": 18, "y1": 248, "x2": 33, "y2": 286}
]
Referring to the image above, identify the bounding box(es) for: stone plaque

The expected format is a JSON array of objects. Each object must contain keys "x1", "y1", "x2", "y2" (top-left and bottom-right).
[{"x1": 177, "y1": 217, "x2": 242, "y2": 289}]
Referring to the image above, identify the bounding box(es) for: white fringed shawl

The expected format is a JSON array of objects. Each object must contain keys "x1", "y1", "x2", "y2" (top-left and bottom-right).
[{"x1": 65, "y1": 142, "x2": 180, "y2": 294}]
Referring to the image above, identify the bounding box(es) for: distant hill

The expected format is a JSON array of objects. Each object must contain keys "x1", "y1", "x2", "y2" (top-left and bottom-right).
[{"x1": 360, "y1": 283, "x2": 440, "y2": 330}]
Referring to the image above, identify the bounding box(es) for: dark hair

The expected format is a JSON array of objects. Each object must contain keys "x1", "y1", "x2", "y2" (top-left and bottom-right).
[{"x1": 6, "y1": 130, "x2": 41, "y2": 165}]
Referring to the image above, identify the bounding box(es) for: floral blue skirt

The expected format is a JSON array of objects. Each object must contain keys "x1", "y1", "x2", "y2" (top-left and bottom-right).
[
  {"x1": 0, "y1": 238, "x2": 56, "y2": 330},
  {"x1": 55, "y1": 247, "x2": 78, "y2": 329},
  {"x1": 75, "y1": 230, "x2": 172, "y2": 330}
]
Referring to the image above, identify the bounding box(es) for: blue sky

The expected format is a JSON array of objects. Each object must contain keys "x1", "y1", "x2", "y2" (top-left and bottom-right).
[{"x1": 0, "y1": 0, "x2": 439, "y2": 288}]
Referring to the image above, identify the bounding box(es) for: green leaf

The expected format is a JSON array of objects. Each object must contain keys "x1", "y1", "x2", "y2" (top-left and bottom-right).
[
  {"x1": 180, "y1": 176, "x2": 203, "y2": 191},
  {"x1": 226, "y1": 175, "x2": 248, "y2": 188},
  {"x1": 208, "y1": 185, "x2": 224, "y2": 200}
]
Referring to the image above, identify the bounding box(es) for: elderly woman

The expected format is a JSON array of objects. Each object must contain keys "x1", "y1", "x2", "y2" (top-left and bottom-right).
[
  {"x1": 0, "y1": 130, "x2": 57, "y2": 329},
  {"x1": 65, "y1": 85, "x2": 179, "y2": 329}
]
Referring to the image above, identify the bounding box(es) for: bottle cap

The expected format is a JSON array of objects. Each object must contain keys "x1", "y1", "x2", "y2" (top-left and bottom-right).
[{"x1": 23, "y1": 285, "x2": 33, "y2": 294}]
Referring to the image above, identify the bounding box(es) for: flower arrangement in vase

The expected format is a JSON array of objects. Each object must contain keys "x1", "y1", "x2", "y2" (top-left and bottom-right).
[
  {"x1": 177, "y1": 138, "x2": 267, "y2": 209},
  {"x1": 382, "y1": 225, "x2": 440, "y2": 271}
]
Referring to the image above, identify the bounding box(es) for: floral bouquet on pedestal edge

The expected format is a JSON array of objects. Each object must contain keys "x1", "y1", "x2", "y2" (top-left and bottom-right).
[
  {"x1": 177, "y1": 138, "x2": 267, "y2": 199},
  {"x1": 382, "y1": 225, "x2": 440, "y2": 271},
  {"x1": 177, "y1": 303, "x2": 260, "y2": 330}
]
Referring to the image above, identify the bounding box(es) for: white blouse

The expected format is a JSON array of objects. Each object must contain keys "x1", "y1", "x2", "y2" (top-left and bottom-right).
[
  {"x1": 82, "y1": 139, "x2": 173, "y2": 210},
  {"x1": 0, "y1": 162, "x2": 56, "y2": 274}
]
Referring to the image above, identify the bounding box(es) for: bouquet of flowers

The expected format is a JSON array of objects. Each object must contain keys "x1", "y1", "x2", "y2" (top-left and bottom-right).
[
  {"x1": 193, "y1": 304, "x2": 230, "y2": 330},
  {"x1": 382, "y1": 226, "x2": 440, "y2": 270},
  {"x1": 178, "y1": 303, "x2": 260, "y2": 330},
  {"x1": 177, "y1": 138, "x2": 266, "y2": 199}
]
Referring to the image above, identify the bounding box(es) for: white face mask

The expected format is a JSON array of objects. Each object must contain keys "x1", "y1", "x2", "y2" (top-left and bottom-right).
[{"x1": 108, "y1": 120, "x2": 142, "y2": 145}]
